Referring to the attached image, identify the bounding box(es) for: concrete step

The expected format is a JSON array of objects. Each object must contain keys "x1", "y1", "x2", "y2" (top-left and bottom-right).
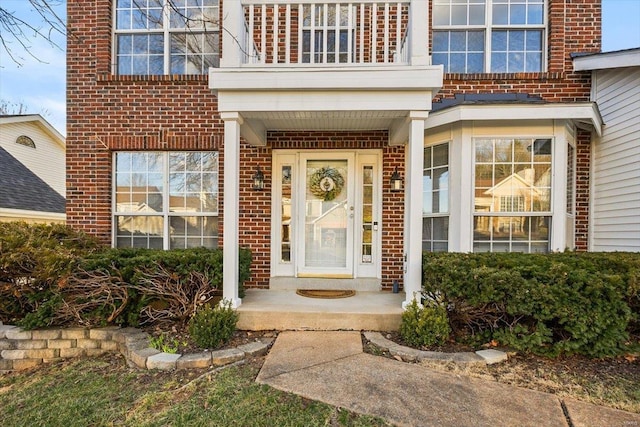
[{"x1": 237, "y1": 289, "x2": 404, "y2": 331}]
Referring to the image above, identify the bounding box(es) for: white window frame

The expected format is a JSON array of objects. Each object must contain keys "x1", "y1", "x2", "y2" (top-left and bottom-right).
[
  {"x1": 432, "y1": 0, "x2": 547, "y2": 73},
  {"x1": 112, "y1": 151, "x2": 219, "y2": 250},
  {"x1": 422, "y1": 141, "x2": 450, "y2": 252},
  {"x1": 112, "y1": 0, "x2": 220, "y2": 75},
  {"x1": 472, "y1": 136, "x2": 553, "y2": 253}
]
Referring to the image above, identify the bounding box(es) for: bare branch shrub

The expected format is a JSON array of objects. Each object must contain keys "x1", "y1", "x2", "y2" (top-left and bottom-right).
[
  {"x1": 131, "y1": 263, "x2": 219, "y2": 326},
  {"x1": 58, "y1": 268, "x2": 129, "y2": 327}
]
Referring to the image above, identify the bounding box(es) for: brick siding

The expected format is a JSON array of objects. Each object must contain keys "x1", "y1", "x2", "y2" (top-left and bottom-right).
[{"x1": 66, "y1": 0, "x2": 600, "y2": 288}]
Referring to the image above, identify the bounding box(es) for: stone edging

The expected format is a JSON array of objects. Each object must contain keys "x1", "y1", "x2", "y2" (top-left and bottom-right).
[
  {"x1": 363, "y1": 331, "x2": 508, "y2": 365},
  {"x1": 0, "y1": 323, "x2": 272, "y2": 372}
]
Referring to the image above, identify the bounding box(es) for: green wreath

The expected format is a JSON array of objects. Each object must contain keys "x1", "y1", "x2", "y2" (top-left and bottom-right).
[{"x1": 309, "y1": 167, "x2": 345, "y2": 201}]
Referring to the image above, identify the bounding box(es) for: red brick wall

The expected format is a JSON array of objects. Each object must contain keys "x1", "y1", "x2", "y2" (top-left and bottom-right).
[
  {"x1": 67, "y1": 0, "x2": 600, "y2": 286},
  {"x1": 574, "y1": 129, "x2": 591, "y2": 251},
  {"x1": 67, "y1": 0, "x2": 224, "y2": 243}
]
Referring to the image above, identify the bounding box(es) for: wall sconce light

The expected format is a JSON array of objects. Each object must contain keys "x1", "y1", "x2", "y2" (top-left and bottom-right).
[
  {"x1": 390, "y1": 166, "x2": 402, "y2": 192},
  {"x1": 252, "y1": 166, "x2": 265, "y2": 190}
]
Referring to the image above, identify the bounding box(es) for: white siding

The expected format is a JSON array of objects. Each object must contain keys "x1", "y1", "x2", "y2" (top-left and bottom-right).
[
  {"x1": 591, "y1": 67, "x2": 640, "y2": 251},
  {"x1": 0, "y1": 121, "x2": 66, "y2": 197}
]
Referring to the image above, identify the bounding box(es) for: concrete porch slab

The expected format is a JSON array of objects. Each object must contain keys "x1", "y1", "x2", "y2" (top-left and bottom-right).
[{"x1": 237, "y1": 289, "x2": 404, "y2": 331}]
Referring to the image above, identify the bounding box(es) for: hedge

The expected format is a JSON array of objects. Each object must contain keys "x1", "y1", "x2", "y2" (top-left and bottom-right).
[
  {"x1": 0, "y1": 222, "x2": 252, "y2": 329},
  {"x1": 422, "y1": 252, "x2": 640, "y2": 357}
]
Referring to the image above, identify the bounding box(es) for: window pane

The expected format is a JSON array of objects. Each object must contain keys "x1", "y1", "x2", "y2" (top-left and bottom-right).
[
  {"x1": 115, "y1": 215, "x2": 164, "y2": 248},
  {"x1": 451, "y1": 5, "x2": 467, "y2": 25},
  {"x1": 468, "y1": 31, "x2": 485, "y2": 51},
  {"x1": 510, "y1": 5, "x2": 527, "y2": 25},
  {"x1": 527, "y1": 4, "x2": 544, "y2": 24},
  {"x1": 492, "y1": 4, "x2": 508, "y2": 25},
  {"x1": 469, "y1": 5, "x2": 485, "y2": 25},
  {"x1": 509, "y1": 31, "x2": 525, "y2": 51},
  {"x1": 433, "y1": 5, "x2": 450, "y2": 26},
  {"x1": 492, "y1": 31, "x2": 507, "y2": 51},
  {"x1": 450, "y1": 31, "x2": 466, "y2": 51}
]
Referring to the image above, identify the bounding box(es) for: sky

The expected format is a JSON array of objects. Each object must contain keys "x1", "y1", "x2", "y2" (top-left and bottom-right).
[{"x1": 0, "y1": 0, "x2": 639, "y2": 136}]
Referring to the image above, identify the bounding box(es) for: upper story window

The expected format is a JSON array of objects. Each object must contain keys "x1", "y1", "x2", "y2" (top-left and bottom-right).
[
  {"x1": 114, "y1": 0, "x2": 219, "y2": 75},
  {"x1": 432, "y1": 0, "x2": 545, "y2": 73}
]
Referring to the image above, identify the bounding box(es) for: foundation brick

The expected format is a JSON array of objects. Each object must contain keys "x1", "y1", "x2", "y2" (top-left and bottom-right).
[
  {"x1": 100, "y1": 340, "x2": 119, "y2": 351},
  {"x1": 48, "y1": 339, "x2": 76, "y2": 349},
  {"x1": 31, "y1": 329, "x2": 62, "y2": 340},
  {"x1": 89, "y1": 328, "x2": 119, "y2": 340},
  {"x1": 59, "y1": 348, "x2": 87, "y2": 358},
  {"x1": 15, "y1": 340, "x2": 48, "y2": 350},
  {"x1": 61, "y1": 329, "x2": 88, "y2": 340},
  {"x1": 76, "y1": 339, "x2": 101, "y2": 349},
  {"x1": 5, "y1": 329, "x2": 32, "y2": 340},
  {"x1": 0, "y1": 340, "x2": 15, "y2": 350}
]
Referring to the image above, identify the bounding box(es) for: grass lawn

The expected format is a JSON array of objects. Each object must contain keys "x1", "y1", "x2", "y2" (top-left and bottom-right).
[{"x1": 0, "y1": 355, "x2": 388, "y2": 427}]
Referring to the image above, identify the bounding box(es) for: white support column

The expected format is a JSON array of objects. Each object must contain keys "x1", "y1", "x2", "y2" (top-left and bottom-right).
[
  {"x1": 220, "y1": 0, "x2": 243, "y2": 67},
  {"x1": 409, "y1": 0, "x2": 429, "y2": 66},
  {"x1": 550, "y1": 121, "x2": 568, "y2": 251},
  {"x1": 221, "y1": 112, "x2": 243, "y2": 308},
  {"x1": 403, "y1": 111, "x2": 428, "y2": 308}
]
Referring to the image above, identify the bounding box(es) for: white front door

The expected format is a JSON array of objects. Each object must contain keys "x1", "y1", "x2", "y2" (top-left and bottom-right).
[
  {"x1": 271, "y1": 150, "x2": 381, "y2": 280},
  {"x1": 299, "y1": 153, "x2": 355, "y2": 277}
]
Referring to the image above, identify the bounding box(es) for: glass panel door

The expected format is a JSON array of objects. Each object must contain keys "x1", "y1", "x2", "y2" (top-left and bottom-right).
[{"x1": 299, "y1": 155, "x2": 354, "y2": 276}]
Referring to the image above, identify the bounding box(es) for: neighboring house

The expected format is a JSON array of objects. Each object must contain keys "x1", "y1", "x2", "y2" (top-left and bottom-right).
[
  {"x1": 66, "y1": 1, "x2": 606, "y2": 308},
  {"x1": 574, "y1": 48, "x2": 640, "y2": 252},
  {"x1": 0, "y1": 115, "x2": 66, "y2": 223}
]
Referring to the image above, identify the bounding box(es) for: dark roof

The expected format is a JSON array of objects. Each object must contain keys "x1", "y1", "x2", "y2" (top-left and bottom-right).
[
  {"x1": 0, "y1": 146, "x2": 65, "y2": 214},
  {"x1": 432, "y1": 93, "x2": 546, "y2": 112}
]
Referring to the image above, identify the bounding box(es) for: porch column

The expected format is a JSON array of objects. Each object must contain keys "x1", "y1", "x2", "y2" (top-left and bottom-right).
[
  {"x1": 403, "y1": 111, "x2": 428, "y2": 308},
  {"x1": 220, "y1": 0, "x2": 243, "y2": 67},
  {"x1": 221, "y1": 112, "x2": 243, "y2": 308},
  {"x1": 409, "y1": 0, "x2": 429, "y2": 66}
]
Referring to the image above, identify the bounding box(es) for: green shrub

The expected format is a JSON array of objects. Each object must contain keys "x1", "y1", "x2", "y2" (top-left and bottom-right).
[
  {"x1": 422, "y1": 252, "x2": 638, "y2": 358},
  {"x1": 400, "y1": 300, "x2": 451, "y2": 348},
  {"x1": 0, "y1": 222, "x2": 100, "y2": 326},
  {"x1": 188, "y1": 302, "x2": 239, "y2": 349}
]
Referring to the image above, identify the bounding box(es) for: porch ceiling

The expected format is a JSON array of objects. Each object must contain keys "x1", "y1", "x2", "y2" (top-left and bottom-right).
[{"x1": 242, "y1": 110, "x2": 406, "y2": 131}]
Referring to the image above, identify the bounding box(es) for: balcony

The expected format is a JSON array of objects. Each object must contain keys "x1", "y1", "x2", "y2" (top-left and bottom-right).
[
  {"x1": 241, "y1": 1, "x2": 411, "y2": 66},
  {"x1": 209, "y1": 0, "x2": 443, "y2": 146}
]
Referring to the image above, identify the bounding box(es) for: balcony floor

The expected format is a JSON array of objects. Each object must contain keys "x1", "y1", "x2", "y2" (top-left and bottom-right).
[{"x1": 237, "y1": 289, "x2": 404, "y2": 331}]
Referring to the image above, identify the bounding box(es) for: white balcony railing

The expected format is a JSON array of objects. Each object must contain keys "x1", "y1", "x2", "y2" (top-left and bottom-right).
[{"x1": 240, "y1": 1, "x2": 411, "y2": 66}]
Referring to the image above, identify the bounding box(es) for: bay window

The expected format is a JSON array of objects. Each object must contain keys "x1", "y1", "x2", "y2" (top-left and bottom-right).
[
  {"x1": 114, "y1": 151, "x2": 219, "y2": 249},
  {"x1": 433, "y1": 0, "x2": 545, "y2": 73},
  {"x1": 114, "y1": 0, "x2": 219, "y2": 75}
]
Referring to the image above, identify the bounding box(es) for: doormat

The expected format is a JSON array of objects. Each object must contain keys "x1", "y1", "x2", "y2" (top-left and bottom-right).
[{"x1": 296, "y1": 289, "x2": 356, "y2": 299}]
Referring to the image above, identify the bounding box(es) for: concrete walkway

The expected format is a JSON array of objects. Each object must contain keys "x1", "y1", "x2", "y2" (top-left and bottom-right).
[{"x1": 257, "y1": 331, "x2": 640, "y2": 427}]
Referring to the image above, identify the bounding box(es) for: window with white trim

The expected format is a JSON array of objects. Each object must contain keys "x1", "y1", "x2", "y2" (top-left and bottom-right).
[
  {"x1": 114, "y1": 0, "x2": 219, "y2": 75},
  {"x1": 114, "y1": 151, "x2": 219, "y2": 249},
  {"x1": 423, "y1": 142, "x2": 449, "y2": 252},
  {"x1": 473, "y1": 138, "x2": 551, "y2": 252},
  {"x1": 432, "y1": 0, "x2": 545, "y2": 73}
]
